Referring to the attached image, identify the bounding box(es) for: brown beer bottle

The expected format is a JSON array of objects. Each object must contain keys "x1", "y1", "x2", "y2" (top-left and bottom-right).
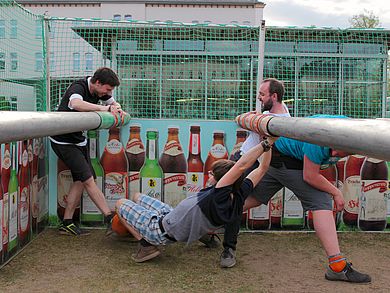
[
  {"x1": 101, "y1": 126, "x2": 128, "y2": 210},
  {"x1": 358, "y1": 158, "x2": 388, "y2": 231},
  {"x1": 1, "y1": 143, "x2": 11, "y2": 257},
  {"x1": 30, "y1": 138, "x2": 39, "y2": 234},
  {"x1": 270, "y1": 189, "x2": 283, "y2": 229},
  {"x1": 159, "y1": 126, "x2": 187, "y2": 207},
  {"x1": 343, "y1": 155, "x2": 366, "y2": 226},
  {"x1": 204, "y1": 131, "x2": 228, "y2": 187},
  {"x1": 229, "y1": 129, "x2": 248, "y2": 160},
  {"x1": 336, "y1": 156, "x2": 347, "y2": 190},
  {"x1": 187, "y1": 125, "x2": 204, "y2": 197},
  {"x1": 125, "y1": 124, "x2": 145, "y2": 199},
  {"x1": 18, "y1": 140, "x2": 30, "y2": 247}
]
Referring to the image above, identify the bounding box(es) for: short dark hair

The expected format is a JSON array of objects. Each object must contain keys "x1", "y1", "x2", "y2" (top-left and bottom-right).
[
  {"x1": 211, "y1": 159, "x2": 245, "y2": 193},
  {"x1": 262, "y1": 78, "x2": 284, "y2": 102},
  {"x1": 91, "y1": 67, "x2": 120, "y2": 87}
]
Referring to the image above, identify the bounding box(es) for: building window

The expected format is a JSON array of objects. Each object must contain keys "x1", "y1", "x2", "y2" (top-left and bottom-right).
[
  {"x1": 35, "y1": 52, "x2": 43, "y2": 71},
  {"x1": 35, "y1": 20, "x2": 42, "y2": 39},
  {"x1": 73, "y1": 53, "x2": 80, "y2": 71},
  {"x1": 10, "y1": 20, "x2": 17, "y2": 38},
  {"x1": 10, "y1": 52, "x2": 17, "y2": 71},
  {"x1": 0, "y1": 52, "x2": 5, "y2": 70},
  {"x1": 10, "y1": 96, "x2": 17, "y2": 111},
  {"x1": 50, "y1": 52, "x2": 55, "y2": 72},
  {"x1": 0, "y1": 20, "x2": 5, "y2": 38},
  {"x1": 113, "y1": 14, "x2": 121, "y2": 21},
  {"x1": 124, "y1": 14, "x2": 132, "y2": 21},
  {"x1": 85, "y1": 53, "x2": 93, "y2": 71}
]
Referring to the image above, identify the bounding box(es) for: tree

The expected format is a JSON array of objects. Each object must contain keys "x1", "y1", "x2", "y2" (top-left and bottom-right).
[{"x1": 349, "y1": 10, "x2": 381, "y2": 28}]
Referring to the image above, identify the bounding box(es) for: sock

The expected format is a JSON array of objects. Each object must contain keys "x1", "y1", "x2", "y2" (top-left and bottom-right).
[
  {"x1": 63, "y1": 219, "x2": 73, "y2": 226},
  {"x1": 140, "y1": 238, "x2": 153, "y2": 247},
  {"x1": 328, "y1": 253, "x2": 347, "y2": 272},
  {"x1": 104, "y1": 213, "x2": 114, "y2": 224}
]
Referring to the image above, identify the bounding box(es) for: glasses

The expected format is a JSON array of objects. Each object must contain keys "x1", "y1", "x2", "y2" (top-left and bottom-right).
[{"x1": 208, "y1": 170, "x2": 214, "y2": 177}]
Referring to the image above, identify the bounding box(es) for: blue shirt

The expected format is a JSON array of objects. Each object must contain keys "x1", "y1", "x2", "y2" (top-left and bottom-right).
[{"x1": 274, "y1": 114, "x2": 348, "y2": 165}]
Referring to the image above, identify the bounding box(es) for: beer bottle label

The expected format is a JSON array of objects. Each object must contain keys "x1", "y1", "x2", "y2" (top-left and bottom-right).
[
  {"x1": 19, "y1": 186, "x2": 29, "y2": 232},
  {"x1": 282, "y1": 188, "x2": 304, "y2": 219},
  {"x1": 163, "y1": 173, "x2": 187, "y2": 207},
  {"x1": 104, "y1": 172, "x2": 127, "y2": 210},
  {"x1": 106, "y1": 139, "x2": 122, "y2": 155},
  {"x1": 33, "y1": 139, "x2": 39, "y2": 156},
  {"x1": 22, "y1": 150, "x2": 28, "y2": 167},
  {"x1": 163, "y1": 141, "x2": 183, "y2": 156},
  {"x1": 141, "y1": 177, "x2": 162, "y2": 201},
  {"x1": 57, "y1": 170, "x2": 73, "y2": 208},
  {"x1": 2, "y1": 149, "x2": 11, "y2": 169},
  {"x1": 186, "y1": 172, "x2": 204, "y2": 197},
  {"x1": 126, "y1": 139, "x2": 144, "y2": 155},
  {"x1": 190, "y1": 134, "x2": 200, "y2": 155},
  {"x1": 343, "y1": 175, "x2": 360, "y2": 214},
  {"x1": 9, "y1": 191, "x2": 17, "y2": 243},
  {"x1": 359, "y1": 180, "x2": 388, "y2": 221},
  {"x1": 31, "y1": 174, "x2": 39, "y2": 218},
  {"x1": 209, "y1": 144, "x2": 227, "y2": 159},
  {"x1": 270, "y1": 190, "x2": 283, "y2": 218},
  {"x1": 129, "y1": 171, "x2": 141, "y2": 196},
  {"x1": 28, "y1": 143, "x2": 33, "y2": 163},
  {"x1": 2, "y1": 193, "x2": 9, "y2": 245},
  {"x1": 82, "y1": 177, "x2": 103, "y2": 214},
  {"x1": 248, "y1": 204, "x2": 270, "y2": 220}
]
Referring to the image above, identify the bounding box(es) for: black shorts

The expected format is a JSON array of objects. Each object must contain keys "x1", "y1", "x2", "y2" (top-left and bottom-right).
[{"x1": 50, "y1": 141, "x2": 95, "y2": 182}]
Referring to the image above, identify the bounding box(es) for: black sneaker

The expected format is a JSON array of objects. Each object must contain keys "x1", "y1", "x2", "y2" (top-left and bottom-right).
[
  {"x1": 59, "y1": 222, "x2": 90, "y2": 236},
  {"x1": 325, "y1": 262, "x2": 371, "y2": 283},
  {"x1": 220, "y1": 247, "x2": 236, "y2": 268},
  {"x1": 198, "y1": 233, "x2": 221, "y2": 248}
]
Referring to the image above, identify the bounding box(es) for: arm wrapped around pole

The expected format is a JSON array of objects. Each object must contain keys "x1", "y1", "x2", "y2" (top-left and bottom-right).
[{"x1": 235, "y1": 112, "x2": 275, "y2": 137}]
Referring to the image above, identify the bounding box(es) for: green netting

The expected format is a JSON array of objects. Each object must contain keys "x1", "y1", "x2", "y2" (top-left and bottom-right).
[{"x1": 0, "y1": 0, "x2": 46, "y2": 111}]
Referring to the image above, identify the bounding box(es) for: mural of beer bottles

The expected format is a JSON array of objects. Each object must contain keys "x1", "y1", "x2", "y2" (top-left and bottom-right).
[
  {"x1": 358, "y1": 157, "x2": 388, "y2": 231},
  {"x1": 140, "y1": 129, "x2": 163, "y2": 201},
  {"x1": 159, "y1": 126, "x2": 187, "y2": 207},
  {"x1": 229, "y1": 128, "x2": 248, "y2": 160},
  {"x1": 8, "y1": 142, "x2": 18, "y2": 257},
  {"x1": 18, "y1": 141, "x2": 30, "y2": 247},
  {"x1": 203, "y1": 130, "x2": 228, "y2": 187},
  {"x1": 281, "y1": 188, "x2": 305, "y2": 229},
  {"x1": 37, "y1": 138, "x2": 48, "y2": 232},
  {"x1": 270, "y1": 189, "x2": 283, "y2": 229},
  {"x1": 336, "y1": 156, "x2": 347, "y2": 192},
  {"x1": 343, "y1": 155, "x2": 365, "y2": 227},
  {"x1": 1, "y1": 143, "x2": 11, "y2": 260},
  {"x1": 101, "y1": 127, "x2": 128, "y2": 211},
  {"x1": 0, "y1": 148, "x2": 3, "y2": 264},
  {"x1": 186, "y1": 125, "x2": 204, "y2": 197},
  {"x1": 247, "y1": 203, "x2": 270, "y2": 230},
  {"x1": 30, "y1": 138, "x2": 39, "y2": 235},
  {"x1": 81, "y1": 130, "x2": 104, "y2": 226},
  {"x1": 125, "y1": 124, "x2": 145, "y2": 199}
]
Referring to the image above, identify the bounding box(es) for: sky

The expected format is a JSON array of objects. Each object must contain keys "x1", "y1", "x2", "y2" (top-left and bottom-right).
[{"x1": 263, "y1": 0, "x2": 390, "y2": 29}]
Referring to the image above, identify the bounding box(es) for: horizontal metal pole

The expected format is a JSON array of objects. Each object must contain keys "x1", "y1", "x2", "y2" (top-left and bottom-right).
[
  {"x1": 0, "y1": 111, "x2": 130, "y2": 144},
  {"x1": 236, "y1": 114, "x2": 390, "y2": 161}
]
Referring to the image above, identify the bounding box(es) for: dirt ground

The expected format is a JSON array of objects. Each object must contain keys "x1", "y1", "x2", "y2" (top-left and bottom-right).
[{"x1": 0, "y1": 229, "x2": 389, "y2": 293}]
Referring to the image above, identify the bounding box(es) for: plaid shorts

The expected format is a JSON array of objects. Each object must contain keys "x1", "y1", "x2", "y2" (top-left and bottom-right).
[{"x1": 118, "y1": 195, "x2": 173, "y2": 245}]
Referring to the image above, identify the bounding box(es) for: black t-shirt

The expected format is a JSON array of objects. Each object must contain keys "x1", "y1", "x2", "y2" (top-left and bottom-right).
[
  {"x1": 197, "y1": 178, "x2": 254, "y2": 226},
  {"x1": 51, "y1": 77, "x2": 112, "y2": 144}
]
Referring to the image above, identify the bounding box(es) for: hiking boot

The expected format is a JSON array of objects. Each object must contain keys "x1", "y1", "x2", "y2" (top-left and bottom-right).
[
  {"x1": 325, "y1": 262, "x2": 371, "y2": 283},
  {"x1": 199, "y1": 233, "x2": 221, "y2": 248},
  {"x1": 59, "y1": 222, "x2": 90, "y2": 236},
  {"x1": 220, "y1": 247, "x2": 236, "y2": 268},
  {"x1": 131, "y1": 244, "x2": 161, "y2": 263}
]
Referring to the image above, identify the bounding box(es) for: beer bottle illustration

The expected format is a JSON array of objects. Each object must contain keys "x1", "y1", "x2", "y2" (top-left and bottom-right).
[
  {"x1": 247, "y1": 203, "x2": 270, "y2": 230},
  {"x1": 186, "y1": 125, "x2": 204, "y2": 197},
  {"x1": 37, "y1": 138, "x2": 48, "y2": 232},
  {"x1": 101, "y1": 126, "x2": 128, "y2": 210},
  {"x1": 125, "y1": 124, "x2": 145, "y2": 199},
  {"x1": 358, "y1": 157, "x2": 388, "y2": 231},
  {"x1": 281, "y1": 188, "x2": 304, "y2": 229},
  {"x1": 204, "y1": 130, "x2": 228, "y2": 187},
  {"x1": 31, "y1": 138, "x2": 39, "y2": 234},
  {"x1": 140, "y1": 129, "x2": 163, "y2": 201},
  {"x1": 8, "y1": 142, "x2": 18, "y2": 256},
  {"x1": 81, "y1": 130, "x2": 104, "y2": 225},
  {"x1": 18, "y1": 140, "x2": 30, "y2": 247},
  {"x1": 159, "y1": 126, "x2": 187, "y2": 207},
  {"x1": 229, "y1": 128, "x2": 248, "y2": 160},
  {"x1": 336, "y1": 156, "x2": 347, "y2": 191},
  {"x1": 2, "y1": 143, "x2": 11, "y2": 258},
  {"x1": 0, "y1": 149, "x2": 4, "y2": 264},
  {"x1": 343, "y1": 155, "x2": 365, "y2": 226},
  {"x1": 270, "y1": 188, "x2": 283, "y2": 229}
]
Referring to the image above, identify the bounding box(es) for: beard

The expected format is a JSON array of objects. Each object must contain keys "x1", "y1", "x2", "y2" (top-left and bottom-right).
[{"x1": 261, "y1": 99, "x2": 273, "y2": 112}]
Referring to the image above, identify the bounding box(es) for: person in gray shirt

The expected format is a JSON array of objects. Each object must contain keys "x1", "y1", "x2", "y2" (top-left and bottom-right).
[{"x1": 114, "y1": 136, "x2": 277, "y2": 263}]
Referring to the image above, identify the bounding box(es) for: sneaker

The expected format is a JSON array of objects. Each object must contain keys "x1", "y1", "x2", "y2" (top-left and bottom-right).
[
  {"x1": 131, "y1": 244, "x2": 161, "y2": 263},
  {"x1": 59, "y1": 222, "x2": 90, "y2": 236},
  {"x1": 199, "y1": 233, "x2": 221, "y2": 248},
  {"x1": 220, "y1": 247, "x2": 236, "y2": 268},
  {"x1": 325, "y1": 262, "x2": 371, "y2": 283}
]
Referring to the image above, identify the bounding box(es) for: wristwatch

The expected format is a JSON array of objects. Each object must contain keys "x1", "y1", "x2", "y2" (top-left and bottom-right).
[{"x1": 261, "y1": 140, "x2": 272, "y2": 152}]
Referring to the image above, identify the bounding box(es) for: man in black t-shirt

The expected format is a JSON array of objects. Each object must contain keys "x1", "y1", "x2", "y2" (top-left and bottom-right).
[{"x1": 50, "y1": 67, "x2": 121, "y2": 236}]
